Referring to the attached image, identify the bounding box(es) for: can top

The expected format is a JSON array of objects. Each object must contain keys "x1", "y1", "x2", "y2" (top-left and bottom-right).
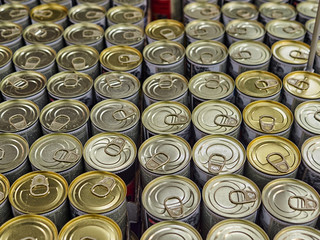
[
  {"x1": 297, "y1": 1, "x2": 317, "y2": 18},
  {"x1": 0, "y1": 174, "x2": 9, "y2": 205},
  {"x1": 40, "y1": 99, "x2": 89, "y2": 132},
  {"x1": 226, "y1": 19, "x2": 265, "y2": 41},
  {"x1": 266, "y1": 20, "x2": 306, "y2": 40},
  {"x1": 184, "y1": 2, "x2": 220, "y2": 20},
  {"x1": 68, "y1": 171, "x2": 126, "y2": 213},
  {"x1": 259, "y1": 2, "x2": 297, "y2": 20},
  {"x1": 139, "y1": 134, "x2": 191, "y2": 175},
  {"x1": 64, "y1": 23, "x2": 104, "y2": 45},
  {"x1": 0, "y1": 45, "x2": 12, "y2": 68},
  {"x1": 84, "y1": 132, "x2": 136, "y2": 172},
  {"x1": 0, "y1": 99, "x2": 39, "y2": 133},
  {"x1": 221, "y1": 2, "x2": 258, "y2": 19},
  {"x1": 59, "y1": 214, "x2": 122, "y2": 240},
  {"x1": 0, "y1": 21, "x2": 22, "y2": 44},
  {"x1": 236, "y1": 70, "x2": 282, "y2": 98},
  {"x1": 142, "y1": 175, "x2": 200, "y2": 220},
  {"x1": 192, "y1": 100, "x2": 241, "y2": 135},
  {"x1": 143, "y1": 40, "x2": 185, "y2": 65},
  {"x1": 68, "y1": 4, "x2": 106, "y2": 23},
  {"x1": 105, "y1": 23, "x2": 144, "y2": 45},
  {"x1": 274, "y1": 226, "x2": 320, "y2": 240},
  {"x1": 107, "y1": 5, "x2": 144, "y2": 25},
  {"x1": 272, "y1": 40, "x2": 310, "y2": 64},
  {"x1": 30, "y1": 3, "x2": 67, "y2": 23},
  {"x1": 229, "y1": 40, "x2": 271, "y2": 66},
  {"x1": 305, "y1": 18, "x2": 315, "y2": 33},
  {"x1": 91, "y1": 99, "x2": 140, "y2": 132},
  {"x1": 100, "y1": 45, "x2": 142, "y2": 71},
  {"x1": 140, "y1": 221, "x2": 202, "y2": 240},
  {"x1": 0, "y1": 215, "x2": 58, "y2": 240},
  {"x1": 0, "y1": 3, "x2": 29, "y2": 22},
  {"x1": 94, "y1": 71, "x2": 140, "y2": 99},
  {"x1": 206, "y1": 219, "x2": 269, "y2": 240},
  {"x1": 185, "y1": 19, "x2": 225, "y2": 41},
  {"x1": 295, "y1": 101, "x2": 320, "y2": 134},
  {"x1": 13, "y1": 44, "x2": 56, "y2": 70},
  {"x1": 23, "y1": 22, "x2": 64, "y2": 45},
  {"x1": 146, "y1": 19, "x2": 184, "y2": 41},
  {"x1": 47, "y1": 71, "x2": 93, "y2": 98},
  {"x1": 9, "y1": 171, "x2": 68, "y2": 214},
  {"x1": 143, "y1": 72, "x2": 188, "y2": 101},
  {"x1": 262, "y1": 178, "x2": 320, "y2": 224},
  {"x1": 142, "y1": 101, "x2": 191, "y2": 135},
  {"x1": 301, "y1": 136, "x2": 320, "y2": 174}
]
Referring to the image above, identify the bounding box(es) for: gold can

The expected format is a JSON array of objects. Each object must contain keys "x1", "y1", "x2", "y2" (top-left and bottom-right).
[
  {"x1": 0, "y1": 21, "x2": 23, "y2": 53},
  {"x1": 183, "y1": 2, "x2": 220, "y2": 25},
  {"x1": 274, "y1": 225, "x2": 320, "y2": 240},
  {"x1": 0, "y1": 45, "x2": 13, "y2": 81},
  {"x1": 40, "y1": 0, "x2": 73, "y2": 9},
  {"x1": 0, "y1": 174, "x2": 11, "y2": 226},
  {"x1": 296, "y1": 1, "x2": 317, "y2": 24},
  {"x1": 0, "y1": 3, "x2": 30, "y2": 29},
  {"x1": 259, "y1": 2, "x2": 297, "y2": 25},
  {"x1": 221, "y1": 2, "x2": 258, "y2": 25}
]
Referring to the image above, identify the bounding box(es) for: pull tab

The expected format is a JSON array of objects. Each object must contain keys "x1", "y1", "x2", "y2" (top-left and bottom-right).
[
  {"x1": 266, "y1": 152, "x2": 289, "y2": 173},
  {"x1": 288, "y1": 196, "x2": 318, "y2": 211},
  {"x1": 271, "y1": 10, "x2": 283, "y2": 18},
  {"x1": 49, "y1": 114, "x2": 70, "y2": 131},
  {"x1": 71, "y1": 57, "x2": 86, "y2": 70},
  {"x1": 164, "y1": 197, "x2": 184, "y2": 218},
  {"x1": 289, "y1": 50, "x2": 309, "y2": 60},
  {"x1": 227, "y1": 26, "x2": 247, "y2": 35},
  {"x1": 164, "y1": 114, "x2": 188, "y2": 125},
  {"x1": 232, "y1": 50, "x2": 252, "y2": 60},
  {"x1": 0, "y1": 191, "x2": 4, "y2": 201},
  {"x1": 287, "y1": 77, "x2": 310, "y2": 90},
  {"x1": 123, "y1": 11, "x2": 142, "y2": 20},
  {"x1": 159, "y1": 28, "x2": 176, "y2": 39},
  {"x1": 145, "y1": 152, "x2": 170, "y2": 170},
  {"x1": 80, "y1": 237, "x2": 96, "y2": 240},
  {"x1": 123, "y1": 31, "x2": 141, "y2": 40},
  {"x1": 32, "y1": 28, "x2": 47, "y2": 40},
  {"x1": 8, "y1": 76, "x2": 29, "y2": 90},
  {"x1": 106, "y1": 77, "x2": 122, "y2": 88},
  {"x1": 259, "y1": 115, "x2": 275, "y2": 132},
  {"x1": 118, "y1": 54, "x2": 140, "y2": 64},
  {"x1": 90, "y1": 177, "x2": 115, "y2": 198},
  {"x1": 159, "y1": 51, "x2": 176, "y2": 63},
  {"x1": 0, "y1": 148, "x2": 4, "y2": 160},
  {"x1": 63, "y1": 73, "x2": 79, "y2": 88},
  {"x1": 190, "y1": 27, "x2": 207, "y2": 36},
  {"x1": 205, "y1": 75, "x2": 220, "y2": 89},
  {"x1": 0, "y1": 27, "x2": 20, "y2": 38},
  {"x1": 104, "y1": 137, "x2": 125, "y2": 156},
  {"x1": 236, "y1": 9, "x2": 251, "y2": 18},
  {"x1": 229, "y1": 189, "x2": 257, "y2": 204},
  {"x1": 200, "y1": 7, "x2": 218, "y2": 16},
  {"x1": 283, "y1": 26, "x2": 298, "y2": 34},
  {"x1": 207, "y1": 153, "x2": 226, "y2": 173},
  {"x1": 9, "y1": 114, "x2": 27, "y2": 130},
  {"x1": 112, "y1": 107, "x2": 135, "y2": 121},
  {"x1": 25, "y1": 56, "x2": 40, "y2": 69},
  {"x1": 214, "y1": 114, "x2": 238, "y2": 127},
  {"x1": 200, "y1": 52, "x2": 214, "y2": 64},
  {"x1": 85, "y1": 11, "x2": 103, "y2": 19},
  {"x1": 34, "y1": 9, "x2": 53, "y2": 18},
  {"x1": 9, "y1": 9, "x2": 27, "y2": 18},
  {"x1": 29, "y1": 174, "x2": 50, "y2": 197},
  {"x1": 254, "y1": 78, "x2": 279, "y2": 90},
  {"x1": 159, "y1": 75, "x2": 173, "y2": 89},
  {"x1": 53, "y1": 149, "x2": 79, "y2": 163},
  {"x1": 314, "y1": 110, "x2": 320, "y2": 122},
  {"x1": 82, "y1": 29, "x2": 101, "y2": 38}
]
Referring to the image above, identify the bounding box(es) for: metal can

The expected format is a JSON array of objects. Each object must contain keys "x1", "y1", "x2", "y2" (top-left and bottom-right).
[
  {"x1": 270, "y1": 40, "x2": 310, "y2": 79},
  {"x1": 0, "y1": 100, "x2": 41, "y2": 145},
  {"x1": 143, "y1": 40, "x2": 185, "y2": 78},
  {"x1": 141, "y1": 175, "x2": 201, "y2": 229},
  {"x1": 68, "y1": 171, "x2": 127, "y2": 236},
  {"x1": 192, "y1": 100, "x2": 242, "y2": 142},
  {"x1": 59, "y1": 214, "x2": 122, "y2": 240},
  {"x1": 13, "y1": 44, "x2": 57, "y2": 80},
  {"x1": 274, "y1": 225, "x2": 320, "y2": 240},
  {"x1": 56, "y1": 45, "x2": 100, "y2": 80},
  {"x1": 9, "y1": 171, "x2": 69, "y2": 230},
  {"x1": 94, "y1": 71, "x2": 140, "y2": 106},
  {"x1": 113, "y1": 0, "x2": 147, "y2": 14},
  {"x1": 0, "y1": 4, "x2": 30, "y2": 29},
  {"x1": 235, "y1": 70, "x2": 282, "y2": 111},
  {"x1": 296, "y1": 1, "x2": 317, "y2": 24},
  {"x1": 221, "y1": 2, "x2": 258, "y2": 25},
  {"x1": 255, "y1": 0, "x2": 289, "y2": 8},
  {"x1": 315, "y1": 40, "x2": 320, "y2": 73},
  {"x1": 260, "y1": 178, "x2": 320, "y2": 239},
  {"x1": 259, "y1": 2, "x2": 297, "y2": 25},
  {"x1": 242, "y1": 100, "x2": 293, "y2": 146},
  {"x1": 47, "y1": 71, "x2": 94, "y2": 108},
  {"x1": 40, "y1": 99, "x2": 90, "y2": 145},
  {"x1": 40, "y1": 0, "x2": 73, "y2": 9},
  {"x1": 151, "y1": 0, "x2": 182, "y2": 21},
  {"x1": 305, "y1": 18, "x2": 318, "y2": 45},
  {"x1": 142, "y1": 72, "x2": 189, "y2": 109},
  {"x1": 192, "y1": 134, "x2": 246, "y2": 188},
  {"x1": 183, "y1": 2, "x2": 220, "y2": 25},
  {"x1": 4, "y1": 0, "x2": 38, "y2": 10},
  {"x1": 228, "y1": 40, "x2": 271, "y2": 79},
  {"x1": 107, "y1": 5, "x2": 144, "y2": 30},
  {"x1": 100, "y1": 45, "x2": 143, "y2": 79},
  {"x1": 0, "y1": 45, "x2": 13, "y2": 81},
  {"x1": 186, "y1": 40, "x2": 228, "y2": 79},
  {"x1": 0, "y1": 21, "x2": 23, "y2": 53},
  {"x1": 76, "y1": 0, "x2": 110, "y2": 10},
  {"x1": 189, "y1": 71, "x2": 234, "y2": 110},
  {"x1": 0, "y1": 174, "x2": 11, "y2": 226}
]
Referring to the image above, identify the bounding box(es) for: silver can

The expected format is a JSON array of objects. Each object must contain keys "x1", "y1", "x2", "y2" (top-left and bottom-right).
[
  {"x1": 106, "y1": 5, "x2": 145, "y2": 29},
  {"x1": 113, "y1": 0, "x2": 147, "y2": 15},
  {"x1": 0, "y1": 21, "x2": 23, "y2": 53},
  {"x1": 296, "y1": 1, "x2": 317, "y2": 24},
  {"x1": 76, "y1": 0, "x2": 110, "y2": 10},
  {"x1": 0, "y1": 4, "x2": 30, "y2": 29},
  {"x1": 259, "y1": 2, "x2": 297, "y2": 25},
  {"x1": 0, "y1": 174, "x2": 11, "y2": 226},
  {"x1": 0, "y1": 45, "x2": 13, "y2": 82},
  {"x1": 305, "y1": 18, "x2": 318, "y2": 45},
  {"x1": 183, "y1": 2, "x2": 221, "y2": 25},
  {"x1": 221, "y1": 2, "x2": 258, "y2": 25}
]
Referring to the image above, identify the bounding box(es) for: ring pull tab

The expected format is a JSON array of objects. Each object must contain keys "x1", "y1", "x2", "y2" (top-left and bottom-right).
[
  {"x1": 266, "y1": 152, "x2": 289, "y2": 173},
  {"x1": 159, "y1": 51, "x2": 176, "y2": 63},
  {"x1": 236, "y1": 9, "x2": 251, "y2": 18},
  {"x1": 314, "y1": 110, "x2": 320, "y2": 122},
  {"x1": 312, "y1": 6, "x2": 318, "y2": 12},
  {"x1": 232, "y1": 50, "x2": 252, "y2": 60},
  {"x1": 0, "y1": 148, "x2": 4, "y2": 160},
  {"x1": 71, "y1": 57, "x2": 86, "y2": 70},
  {"x1": 205, "y1": 75, "x2": 220, "y2": 89},
  {"x1": 287, "y1": 77, "x2": 310, "y2": 90},
  {"x1": 207, "y1": 153, "x2": 226, "y2": 173},
  {"x1": 8, "y1": 76, "x2": 29, "y2": 90},
  {"x1": 227, "y1": 26, "x2": 247, "y2": 35},
  {"x1": 29, "y1": 174, "x2": 50, "y2": 197},
  {"x1": 283, "y1": 26, "x2": 297, "y2": 34},
  {"x1": 34, "y1": 9, "x2": 53, "y2": 18},
  {"x1": 53, "y1": 148, "x2": 79, "y2": 163},
  {"x1": 9, "y1": 9, "x2": 27, "y2": 18},
  {"x1": 0, "y1": 191, "x2": 4, "y2": 201},
  {"x1": 63, "y1": 73, "x2": 79, "y2": 88},
  {"x1": 164, "y1": 196, "x2": 184, "y2": 218},
  {"x1": 85, "y1": 11, "x2": 103, "y2": 19},
  {"x1": 289, "y1": 50, "x2": 309, "y2": 60},
  {"x1": 191, "y1": 27, "x2": 207, "y2": 36},
  {"x1": 200, "y1": 7, "x2": 218, "y2": 16},
  {"x1": 106, "y1": 77, "x2": 122, "y2": 88},
  {"x1": 164, "y1": 114, "x2": 188, "y2": 125},
  {"x1": 229, "y1": 189, "x2": 257, "y2": 204},
  {"x1": 20, "y1": 237, "x2": 37, "y2": 240},
  {"x1": 214, "y1": 114, "x2": 238, "y2": 127},
  {"x1": 0, "y1": 27, "x2": 20, "y2": 38},
  {"x1": 159, "y1": 28, "x2": 176, "y2": 39},
  {"x1": 112, "y1": 107, "x2": 135, "y2": 121},
  {"x1": 49, "y1": 114, "x2": 70, "y2": 131},
  {"x1": 80, "y1": 237, "x2": 96, "y2": 240},
  {"x1": 254, "y1": 78, "x2": 278, "y2": 90},
  {"x1": 118, "y1": 54, "x2": 140, "y2": 64},
  {"x1": 90, "y1": 177, "x2": 116, "y2": 198},
  {"x1": 33, "y1": 28, "x2": 47, "y2": 40},
  {"x1": 123, "y1": 11, "x2": 142, "y2": 20},
  {"x1": 82, "y1": 29, "x2": 101, "y2": 38},
  {"x1": 288, "y1": 196, "x2": 318, "y2": 211},
  {"x1": 25, "y1": 56, "x2": 40, "y2": 69},
  {"x1": 271, "y1": 10, "x2": 283, "y2": 18},
  {"x1": 259, "y1": 115, "x2": 275, "y2": 132},
  {"x1": 145, "y1": 152, "x2": 170, "y2": 170},
  {"x1": 9, "y1": 114, "x2": 27, "y2": 130},
  {"x1": 159, "y1": 75, "x2": 173, "y2": 89},
  {"x1": 123, "y1": 31, "x2": 141, "y2": 40},
  {"x1": 200, "y1": 52, "x2": 214, "y2": 64},
  {"x1": 104, "y1": 137, "x2": 125, "y2": 156}
]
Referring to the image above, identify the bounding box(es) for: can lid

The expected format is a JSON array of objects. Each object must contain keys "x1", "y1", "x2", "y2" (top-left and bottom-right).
[
  {"x1": 266, "y1": 20, "x2": 305, "y2": 40},
  {"x1": 305, "y1": 18, "x2": 315, "y2": 34},
  {"x1": 0, "y1": 21, "x2": 22, "y2": 44},
  {"x1": 107, "y1": 5, "x2": 144, "y2": 25},
  {"x1": 142, "y1": 101, "x2": 191, "y2": 135},
  {"x1": 84, "y1": 132, "x2": 136, "y2": 172},
  {"x1": 143, "y1": 40, "x2": 185, "y2": 65},
  {"x1": 185, "y1": 19, "x2": 225, "y2": 41},
  {"x1": 40, "y1": 99, "x2": 89, "y2": 132},
  {"x1": 301, "y1": 136, "x2": 320, "y2": 174},
  {"x1": 226, "y1": 19, "x2": 265, "y2": 40},
  {"x1": 236, "y1": 70, "x2": 282, "y2": 98},
  {"x1": 146, "y1": 19, "x2": 184, "y2": 41},
  {"x1": 143, "y1": 72, "x2": 188, "y2": 101},
  {"x1": 189, "y1": 71, "x2": 234, "y2": 100},
  {"x1": 192, "y1": 100, "x2": 241, "y2": 135},
  {"x1": 272, "y1": 40, "x2": 310, "y2": 64},
  {"x1": 295, "y1": 101, "x2": 320, "y2": 134},
  {"x1": 59, "y1": 214, "x2": 122, "y2": 240},
  {"x1": 297, "y1": 1, "x2": 318, "y2": 18},
  {"x1": 0, "y1": 45, "x2": 12, "y2": 68},
  {"x1": 47, "y1": 71, "x2": 93, "y2": 98},
  {"x1": 262, "y1": 178, "x2": 320, "y2": 224},
  {"x1": 64, "y1": 22, "x2": 103, "y2": 45},
  {"x1": 184, "y1": 2, "x2": 220, "y2": 20},
  {"x1": 259, "y1": 2, "x2": 297, "y2": 20},
  {"x1": 68, "y1": 3, "x2": 106, "y2": 23},
  {"x1": 94, "y1": 71, "x2": 140, "y2": 99},
  {"x1": 0, "y1": 3, "x2": 29, "y2": 22},
  {"x1": 0, "y1": 174, "x2": 9, "y2": 205},
  {"x1": 139, "y1": 134, "x2": 191, "y2": 175},
  {"x1": 221, "y1": 2, "x2": 258, "y2": 19},
  {"x1": 274, "y1": 226, "x2": 320, "y2": 240},
  {"x1": 23, "y1": 22, "x2": 64, "y2": 45},
  {"x1": 243, "y1": 100, "x2": 293, "y2": 134},
  {"x1": 142, "y1": 175, "x2": 200, "y2": 220},
  {"x1": 9, "y1": 171, "x2": 68, "y2": 214},
  {"x1": 105, "y1": 23, "x2": 144, "y2": 46},
  {"x1": 68, "y1": 171, "x2": 126, "y2": 213},
  {"x1": 30, "y1": 3, "x2": 67, "y2": 23}
]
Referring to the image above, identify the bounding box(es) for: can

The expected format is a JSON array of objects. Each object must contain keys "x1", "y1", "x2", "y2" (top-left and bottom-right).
[
  {"x1": 4, "y1": 0, "x2": 38, "y2": 10},
  {"x1": 56, "y1": 45, "x2": 100, "y2": 80},
  {"x1": 192, "y1": 100, "x2": 242, "y2": 142},
  {"x1": 76, "y1": 0, "x2": 110, "y2": 10},
  {"x1": 143, "y1": 40, "x2": 185, "y2": 78},
  {"x1": 59, "y1": 214, "x2": 122, "y2": 240},
  {"x1": 100, "y1": 45, "x2": 143, "y2": 79},
  {"x1": 255, "y1": 0, "x2": 289, "y2": 7},
  {"x1": 13, "y1": 44, "x2": 57, "y2": 80},
  {"x1": 0, "y1": 174, "x2": 11, "y2": 226},
  {"x1": 260, "y1": 178, "x2": 320, "y2": 239},
  {"x1": 141, "y1": 175, "x2": 201, "y2": 229},
  {"x1": 40, "y1": 99, "x2": 90, "y2": 145},
  {"x1": 242, "y1": 100, "x2": 293, "y2": 146},
  {"x1": 270, "y1": 40, "x2": 310, "y2": 79},
  {"x1": 113, "y1": 0, "x2": 147, "y2": 14},
  {"x1": 0, "y1": 45, "x2": 13, "y2": 81},
  {"x1": 259, "y1": 3, "x2": 297, "y2": 25},
  {"x1": 305, "y1": 18, "x2": 318, "y2": 45},
  {"x1": 183, "y1": 2, "x2": 220, "y2": 25},
  {"x1": 221, "y1": 2, "x2": 258, "y2": 25},
  {"x1": 0, "y1": 71, "x2": 48, "y2": 109},
  {"x1": 40, "y1": 0, "x2": 73, "y2": 9},
  {"x1": 151, "y1": 0, "x2": 182, "y2": 21},
  {"x1": 0, "y1": 100, "x2": 41, "y2": 145},
  {"x1": 47, "y1": 71, "x2": 94, "y2": 108},
  {"x1": 0, "y1": 21, "x2": 23, "y2": 53},
  {"x1": 274, "y1": 225, "x2": 320, "y2": 240},
  {"x1": 228, "y1": 40, "x2": 271, "y2": 79},
  {"x1": 192, "y1": 135, "x2": 246, "y2": 188},
  {"x1": 9, "y1": 171, "x2": 69, "y2": 230},
  {"x1": 142, "y1": 101, "x2": 192, "y2": 142},
  {"x1": 0, "y1": 4, "x2": 30, "y2": 29},
  {"x1": 235, "y1": 70, "x2": 282, "y2": 111},
  {"x1": 315, "y1": 40, "x2": 320, "y2": 73},
  {"x1": 296, "y1": 1, "x2": 317, "y2": 24},
  {"x1": 142, "y1": 72, "x2": 189, "y2": 109},
  {"x1": 68, "y1": 171, "x2": 127, "y2": 236},
  {"x1": 189, "y1": 71, "x2": 234, "y2": 110},
  {"x1": 94, "y1": 71, "x2": 140, "y2": 106}
]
